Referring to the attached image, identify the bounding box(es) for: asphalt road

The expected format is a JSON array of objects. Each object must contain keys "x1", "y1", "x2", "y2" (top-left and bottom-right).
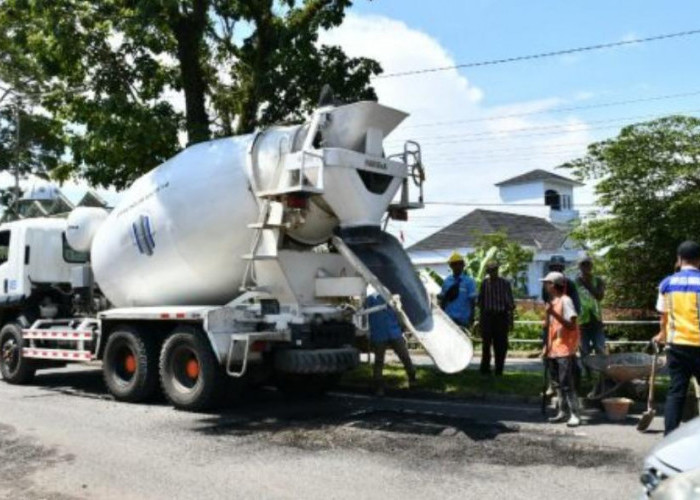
[{"x1": 0, "y1": 365, "x2": 663, "y2": 500}]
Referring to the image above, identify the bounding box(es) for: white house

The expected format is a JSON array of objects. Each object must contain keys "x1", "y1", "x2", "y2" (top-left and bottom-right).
[
  {"x1": 495, "y1": 168, "x2": 582, "y2": 226},
  {"x1": 407, "y1": 169, "x2": 585, "y2": 297}
]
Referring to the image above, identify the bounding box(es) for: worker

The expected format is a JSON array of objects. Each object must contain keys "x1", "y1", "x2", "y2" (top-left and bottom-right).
[
  {"x1": 439, "y1": 252, "x2": 477, "y2": 328},
  {"x1": 542, "y1": 271, "x2": 581, "y2": 427},
  {"x1": 654, "y1": 241, "x2": 700, "y2": 435},
  {"x1": 575, "y1": 256, "x2": 607, "y2": 376},
  {"x1": 366, "y1": 292, "x2": 417, "y2": 397},
  {"x1": 478, "y1": 260, "x2": 515, "y2": 376},
  {"x1": 541, "y1": 255, "x2": 582, "y2": 392}
]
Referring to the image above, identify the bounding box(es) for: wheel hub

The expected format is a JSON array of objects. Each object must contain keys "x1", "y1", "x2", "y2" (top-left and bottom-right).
[
  {"x1": 1, "y1": 339, "x2": 18, "y2": 370},
  {"x1": 185, "y1": 359, "x2": 200, "y2": 379},
  {"x1": 124, "y1": 354, "x2": 136, "y2": 375}
]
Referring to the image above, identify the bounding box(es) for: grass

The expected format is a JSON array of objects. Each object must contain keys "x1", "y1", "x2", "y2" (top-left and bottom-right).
[
  {"x1": 341, "y1": 362, "x2": 672, "y2": 401},
  {"x1": 342, "y1": 363, "x2": 549, "y2": 399}
]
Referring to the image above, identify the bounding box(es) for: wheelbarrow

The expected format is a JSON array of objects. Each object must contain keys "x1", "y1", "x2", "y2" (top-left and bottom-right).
[{"x1": 583, "y1": 352, "x2": 666, "y2": 400}]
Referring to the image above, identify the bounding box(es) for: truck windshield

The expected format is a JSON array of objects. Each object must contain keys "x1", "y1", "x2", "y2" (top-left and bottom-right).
[
  {"x1": 0, "y1": 230, "x2": 9, "y2": 265},
  {"x1": 62, "y1": 233, "x2": 89, "y2": 263}
]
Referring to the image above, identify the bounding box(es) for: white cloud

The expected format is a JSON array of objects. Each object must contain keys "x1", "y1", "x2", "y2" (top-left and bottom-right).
[{"x1": 321, "y1": 14, "x2": 597, "y2": 246}]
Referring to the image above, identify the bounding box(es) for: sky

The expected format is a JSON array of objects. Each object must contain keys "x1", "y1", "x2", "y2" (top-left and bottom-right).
[
  {"x1": 321, "y1": 0, "x2": 700, "y2": 247},
  {"x1": 9, "y1": 1, "x2": 700, "y2": 245}
]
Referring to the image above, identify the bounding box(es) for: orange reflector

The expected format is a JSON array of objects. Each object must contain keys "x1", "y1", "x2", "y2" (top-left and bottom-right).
[
  {"x1": 286, "y1": 194, "x2": 308, "y2": 209},
  {"x1": 185, "y1": 359, "x2": 200, "y2": 379},
  {"x1": 124, "y1": 354, "x2": 136, "y2": 374},
  {"x1": 251, "y1": 341, "x2": 267, "y2": 352}
]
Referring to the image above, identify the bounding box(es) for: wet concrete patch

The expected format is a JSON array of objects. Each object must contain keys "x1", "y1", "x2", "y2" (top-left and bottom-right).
[
  {"x1": 200, "y1": 407, "x2": 633, "y2": 470},
  {"x1": 0, "y1": 424, "x2": 78, "y2": 500}
]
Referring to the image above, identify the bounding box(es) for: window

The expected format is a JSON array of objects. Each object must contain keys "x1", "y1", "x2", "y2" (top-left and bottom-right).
[
  {"x1": 357, "y1": 170, "x2": 393, "y2": 195},
  {"x1": 544, "y1": 189, "x2": 561, "y2": 211},
  {"x1": 62, "y1": 233, "x2": 89, "y2": 263},
  {"x1": 0, "y1": 230, "x2": 9, "y2": 265},
  {"x1": 561, "y1": 195, "x2": 572, "y2": 210}
]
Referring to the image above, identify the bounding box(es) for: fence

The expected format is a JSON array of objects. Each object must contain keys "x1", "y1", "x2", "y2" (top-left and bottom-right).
[{"x1": 405, "y1": 319, "x2": 659, "y2": 352}]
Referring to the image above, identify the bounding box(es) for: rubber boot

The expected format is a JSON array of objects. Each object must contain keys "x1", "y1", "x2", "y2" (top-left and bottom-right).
[
  {"x1": 566, "y1": 393, "x2": 581, "y2": 427},
  {"x1": 548, "y1": 390, "x2": 569, "y2": 423}
]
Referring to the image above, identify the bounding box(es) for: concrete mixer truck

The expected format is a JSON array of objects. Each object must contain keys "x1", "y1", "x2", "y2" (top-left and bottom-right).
[{"x1": 0, "y1": 100, "x2": 473, "y2": 411}]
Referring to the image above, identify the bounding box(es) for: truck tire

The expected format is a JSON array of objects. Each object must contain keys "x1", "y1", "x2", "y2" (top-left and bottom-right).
[
  {"x1": 274, "y1": 347, "x2": 359, "y2": 374},
  {"x1": 159, "y1": 327, "x2": 223, "y2": 412},
  {"x1": 102, "y1": 327, "x2": 159, "y2": 402},
  {"x1": 0, "y1": 323, "x2": 36, "y2": 384}
]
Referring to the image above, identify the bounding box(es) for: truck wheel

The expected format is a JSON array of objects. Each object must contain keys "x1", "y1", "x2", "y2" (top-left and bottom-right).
[
  {"x1": 159, "y1": 327, "x2": 222, "y2": 412},
  {"x1": 103, "y1": 327, "x2": 159, "y2": 402},
  {"x1": 0, "y1": 323, "x2": 36, "y2": 384}
]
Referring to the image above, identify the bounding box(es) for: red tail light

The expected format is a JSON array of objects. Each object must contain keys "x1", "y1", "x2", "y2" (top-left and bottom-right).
[{"x1": 286, "y1": 194, "x2": 308, "y2": 209}]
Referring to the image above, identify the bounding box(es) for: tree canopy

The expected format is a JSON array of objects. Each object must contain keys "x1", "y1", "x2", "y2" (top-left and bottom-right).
[
  {"x1": 564, "y1": 115, "x2": 700, "y2": 309},
  {"x1": 0, "y1": 0, "x2": 381, "y2": 190}
]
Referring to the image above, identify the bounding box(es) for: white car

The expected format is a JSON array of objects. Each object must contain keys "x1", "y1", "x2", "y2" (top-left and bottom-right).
[{"x1": 641, "y1": 417, "x2": 700, "y2": 497}]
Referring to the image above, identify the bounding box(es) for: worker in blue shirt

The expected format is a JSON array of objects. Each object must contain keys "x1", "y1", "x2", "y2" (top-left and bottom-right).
[
  {"x1": 366, "y1": 293, "x2": 417, "y2": 396},
  {"x1": 439, "y1": 252, "x2": 477, "y2": 328}
]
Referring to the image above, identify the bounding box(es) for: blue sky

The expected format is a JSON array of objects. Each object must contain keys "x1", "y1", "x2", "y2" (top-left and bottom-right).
[
  {"x1": 352, "y1": 0, "x2": 700, "y2": 108},
  {"x1": 325, "y1": 0, "x2": 700, "y2": 245}
]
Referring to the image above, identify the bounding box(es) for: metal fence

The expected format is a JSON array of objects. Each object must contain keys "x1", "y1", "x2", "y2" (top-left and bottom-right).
[{"x1": 405, "y1": 319, "x2": 659, "y2": 351}]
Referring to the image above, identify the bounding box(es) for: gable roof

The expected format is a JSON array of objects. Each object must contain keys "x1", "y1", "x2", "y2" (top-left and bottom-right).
[
  {"x1": 495, "y1": 169, "x2": 584, "y2": 187},
  {"x1": 407, "y1": 209, "x2": 569, "y2": 252}
]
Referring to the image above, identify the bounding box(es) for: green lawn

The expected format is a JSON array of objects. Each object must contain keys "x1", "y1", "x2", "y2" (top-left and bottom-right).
[
  {"x1": 341, "y1": 362, "x2": 671, "y2": 401},
  {"x1": 341, "y1": 363, "x2": 550, "y2": 399}
]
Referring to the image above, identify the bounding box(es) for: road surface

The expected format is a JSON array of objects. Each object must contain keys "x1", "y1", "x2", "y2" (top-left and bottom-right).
[{"x1": 0, "y1": 365, "x2": 662, "y2": 500}]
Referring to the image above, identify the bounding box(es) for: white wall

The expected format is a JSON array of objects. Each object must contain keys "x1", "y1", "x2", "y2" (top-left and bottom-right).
[
  {"x1": 499, "y1": 180, "x2": 579, "y2": 225},
  {"x1": 499, "y1": 181, "x2": 546, "y2": 205}
]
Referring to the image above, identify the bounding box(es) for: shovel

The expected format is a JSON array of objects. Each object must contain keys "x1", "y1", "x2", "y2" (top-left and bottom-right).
[{"x1": 637, "y1": 342, "x2": 659, "y2": 432}]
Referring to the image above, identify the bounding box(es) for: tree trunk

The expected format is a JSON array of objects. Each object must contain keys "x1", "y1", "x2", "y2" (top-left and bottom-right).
[{"x1": 172, "y1": 1, "x2": 210, "y2": 145}]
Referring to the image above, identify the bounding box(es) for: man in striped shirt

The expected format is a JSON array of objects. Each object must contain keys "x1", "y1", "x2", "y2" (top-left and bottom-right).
[{"x1": 478, "y1": 261, "x2": 515, "y2": 376}]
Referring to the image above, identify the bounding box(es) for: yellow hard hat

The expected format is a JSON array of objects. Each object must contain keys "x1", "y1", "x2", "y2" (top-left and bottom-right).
[{"x1": 447, "y1": 251, "x2": 464, "y2": 264}]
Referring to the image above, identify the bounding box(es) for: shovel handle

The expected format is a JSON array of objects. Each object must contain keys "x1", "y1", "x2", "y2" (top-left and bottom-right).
[{"x1": 647, "y1": 349, "x2": 659, "y2": 408}]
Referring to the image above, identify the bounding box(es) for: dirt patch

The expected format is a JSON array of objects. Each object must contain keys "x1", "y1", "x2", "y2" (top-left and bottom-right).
[
  {"x1": 203, "y1": 408, "x2": 633, "y2": 470},
  {"x1": 0, "y1": 424, "x2": 78, "y2": 500}
]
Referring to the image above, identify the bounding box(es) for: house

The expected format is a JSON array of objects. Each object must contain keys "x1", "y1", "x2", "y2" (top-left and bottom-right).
[
  {"x1": 407, "y1": 169, "x2": 585, "y2": 297},
  {"x1": 495, "y1": 168, "x2": 583, "y2": 226}
]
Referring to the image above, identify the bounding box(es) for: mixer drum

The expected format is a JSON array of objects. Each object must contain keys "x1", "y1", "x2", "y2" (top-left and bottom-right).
[{"x1": 91, "y1": 137, "x2": 261, "y2": 307}]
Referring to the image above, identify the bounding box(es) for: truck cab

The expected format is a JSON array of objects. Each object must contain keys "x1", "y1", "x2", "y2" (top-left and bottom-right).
[{"x1": 0, "y1": 218, "x2": 88, "y2": 323}]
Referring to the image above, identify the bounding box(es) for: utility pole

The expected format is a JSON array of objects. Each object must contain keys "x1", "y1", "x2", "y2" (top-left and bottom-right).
[{"x1": 13, "y1": 97, "x2": 21, "y2": 208}]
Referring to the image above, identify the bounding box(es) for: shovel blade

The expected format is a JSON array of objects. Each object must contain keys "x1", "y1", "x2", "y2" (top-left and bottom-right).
[{"x1": 637, "y1": 409, "x2": 656, "y2": 432}]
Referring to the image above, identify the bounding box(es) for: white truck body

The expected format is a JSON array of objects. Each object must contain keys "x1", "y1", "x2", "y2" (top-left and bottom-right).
[{"x1": 0, "y1": 100, "x2": 473, "y2": 411}]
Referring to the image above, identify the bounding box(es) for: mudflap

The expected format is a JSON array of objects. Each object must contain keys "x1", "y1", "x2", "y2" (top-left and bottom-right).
[{"x1": 333, "y1": 227, "x2": 473, "y2": 373}]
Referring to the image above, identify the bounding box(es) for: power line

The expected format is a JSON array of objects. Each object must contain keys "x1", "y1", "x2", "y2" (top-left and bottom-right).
[
  {"x1": 400, "y1": 90, "x2": 700, "y2": 129},
  {"x1": 427, "y1": 151, "x2": 588, "y2": 166},
  {"x1": 424, "y1": 140, "x2": 590, "y2": 160},
  {"x1": 389, "y1": 111, "x2": 700, "y2": 147},
  {"x1": 375, "y1": 28, "x2": 700, "y2": 79},
  {"x1": 388, "y1": 108, "x2": 700, "y2": 144},
  {"x1": 422, "y1": 201, "x2": 601, "y2": 208}
]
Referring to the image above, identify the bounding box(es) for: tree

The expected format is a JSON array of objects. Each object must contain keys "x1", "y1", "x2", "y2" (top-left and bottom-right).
[
  {"x1": 467, "y1": 231, "x2": 534, "y2": 295},
  {"x1": 0, "y1": 0, "x2": 381, "y2": 191},
  {"x1": 427, "y1": 231, "x2": 534, "y2": 295},
  {"x1": 0, "y1": 99, "x2": 67, "y2": 206},
  {"x1": 563, "y1": 115, "x2": 700, "y2": 309}
]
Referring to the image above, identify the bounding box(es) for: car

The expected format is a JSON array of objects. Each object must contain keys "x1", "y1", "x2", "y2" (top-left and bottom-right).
[{"x1": 641, "y1": 416, "x2": 700, "y2": 497}]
